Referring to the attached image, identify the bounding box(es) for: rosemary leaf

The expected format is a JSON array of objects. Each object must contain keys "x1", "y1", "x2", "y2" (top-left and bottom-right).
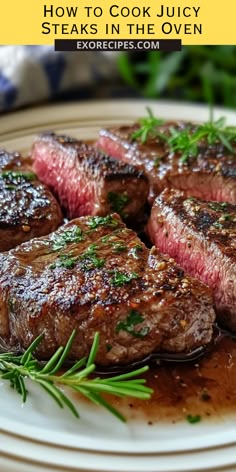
[{"x1": 0, "y1": 331, "x2": 153, "y2": 422}]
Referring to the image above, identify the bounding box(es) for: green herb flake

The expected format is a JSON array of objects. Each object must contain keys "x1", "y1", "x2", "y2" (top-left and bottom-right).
[
  {"x1": 208, "y1": 202, "x2": 228, "y2": 212},
  {"x1": 108, "y1": 192, "x2": 130, "y2": 216},
  {"x1": 81, "y1": 244, "x2": 98, "y2": 256},
  {"x1": 80, "y1": 254, "x2": 105, "y2": 271},
  {"x1": 213, "y1": 222, "x2": 224, "y2": 229},
  {"x1": 200, "y1": 389, "x2": 211, "y2": 401},
  {"x1": 52, "y1": 226, "x2": 84, "y2": 251},
  {"x1": 106, "y1": 344, "x2": 112, "y2": 352},
  {"x1": 50, "y1": 254, "x2": 79, "y2": 270},
  {"x1": 112, "y1": 243, "x2": 127, "y2": 253},
  {"x1": 186, "y1": 414, "x2": 201, "y2": 424},
  {"x1": 87, "y1": 215, "x2": 119, "y2": 230},
  {"x1": 1, "y1": 170, "x2": 36, "y2": 181},
  {"x1": 79, "y1": 244, "x2": 105, "y2": 271},
  {"x1": 101, "y1": 235, "x2": 110, "y2": 243},
  {"x1": 4, "y1": 184, "x2": 17, "y2": 190},
  {"x1": 153, "y1": 157, "x2": 161, "y2": 167},
  {"x1": 110, "y1": 271, "x2": 139, "y2": 287},
  {"x1": 101, "y1": 235, "x2": 126, "y2": 253},
  {"x1": 129, "y1": 245, "x2": 143, "y2": 259},
  {"x1": 116, "y1": 309, "x2": 150, "y2": 338},
  {"x1": 222, "y1": 214, "x2": 232, "y2": 221},
  {"x1": 8, "y1": 298, "x2": 15, "y2": 311}
]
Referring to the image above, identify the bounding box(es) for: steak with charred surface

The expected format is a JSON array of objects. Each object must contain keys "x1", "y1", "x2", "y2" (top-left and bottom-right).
[
  {"x1": 98, "y1": 122, "x2": 236, "y2": 204},
  {"x1": 0, "y1": 150, "x2": 63, "y2": 251},
  {"x1": 32, "y1": 134, "x2": 148, "y2": 220},
  {"x1": 0, "y1": 214, "x2": 215, "y2": 365},
  {"x1": 147, "y1": 189, "x2": 236, "y2": 330}
]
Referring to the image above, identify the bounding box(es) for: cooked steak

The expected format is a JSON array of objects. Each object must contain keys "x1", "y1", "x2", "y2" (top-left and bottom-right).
[
  {"x1": 0, "y1": 153, "x2": 63, "y2": 251},
  {"x1": 98, "y1": 122, "x2": 236, "y2": 204},
  {"x1": 32, "y1": 133, "x2": 148, "y2": 221},
  {"x1": 0, "y1": 149, "x2": 32, "y2": 172},
  {"x1": 0, "y1": 214, "x2": 215, "y2": 365},
  {"x1": 147, "y1": 189, "x2": 236, "y2": 330}
]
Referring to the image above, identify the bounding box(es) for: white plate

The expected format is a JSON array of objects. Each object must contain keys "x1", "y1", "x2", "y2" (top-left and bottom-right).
[{"x1": 0, "y1": 100, "x2": 236, "y2": 472}]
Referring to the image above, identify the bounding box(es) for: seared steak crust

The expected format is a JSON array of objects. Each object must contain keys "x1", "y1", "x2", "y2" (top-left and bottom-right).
[
  {"x1": 98, "y1": 122, "x2": 236, "y2": 204},
  {"x1": 0, "y1": 151, "x2": 63, "y2": 252},
  {"x1": 147, "y1": 189, "x2": 236, "y2": 330},
  {"x1": 32, "y1": 133, "x2": 148, "y2": 220},
  {"x1": 0, "y1": 214, "x2": 215, "y2": 365}
]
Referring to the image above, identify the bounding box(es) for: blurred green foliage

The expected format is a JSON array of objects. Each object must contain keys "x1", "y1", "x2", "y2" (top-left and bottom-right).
[{"x1": 117, "y1": 46, "x2": 236, "y2": 108}]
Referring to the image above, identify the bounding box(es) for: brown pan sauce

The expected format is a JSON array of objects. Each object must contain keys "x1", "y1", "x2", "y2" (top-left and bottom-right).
[{"x1": 91, "y1": 330, "x2": 236, "y2": 424}]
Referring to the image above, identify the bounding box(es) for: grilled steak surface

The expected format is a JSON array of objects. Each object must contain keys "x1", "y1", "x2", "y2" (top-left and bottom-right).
[
  {"x1": 147, "y1": 189, "x2": 236, "y2": 330},
  {"x1": 0, "y1": 149, "x2": 31, "y2": 172},
  {"x1": 0, "y1": 151, "x2": 63, "y2": 252},
  {"x1": 98, "y1": 122, "x2": 236, "y2": 204},
  {"x1": 32, "y1": 133, "x2": 148, "y2": 220},
  {"x1": 0, "y1": 214, "x2": 215, "y2": 365}
]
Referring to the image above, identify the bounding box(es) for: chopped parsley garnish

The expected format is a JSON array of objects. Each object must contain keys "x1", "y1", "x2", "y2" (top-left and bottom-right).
[
  {"x1": 112, "y1": 243, "x2": 127, "y2": 253},
  {"x1": 50, "y1": 243, "x2": 105, "y2": 271},
  {"x1": 81, "y1": 244, "x2": 98, "y2": 256},
  {"x1": 186, "y1": 414, "x2": 201, "y2": 424},
  {"x1": 1, "y1": 170, "x2": 36, "y2": 181},
  {"x1": 213, "y1": 222, "x2": 224, "y2": 229},
  {"x1": 81, "y1": 255, "x2": 105, "y2": 270},
  {"x1": 8, "y1": 298, "x2": 15, "y2": 311},
  {"x1": 80, "y1": 255, "x2": 105, "y2": 271},
  {"x1": 101, "y1": 235, "x2": 110, "y2": 243},
  {"x1": 110, "y1": 271, "x2": 139, "y2": 287},
  {"x1": 52, "y1": 226, "x2": 84, "y2": 251},
  {"x1": 79, "y1": 244, "x2": 105, "y2": 270},
  {"x1": 153, "y1": 157, "x2": 162, "y2": 167},
  {"x1": 108, "y1": 192, "x2": 130, "y2": 216},
  {"x1": 87, "y1": 215, "x2": 118, "y2": 230},
  {"x1": 116, "y1": 309, "x2": 150, "y2": 338},
  {"x1": 129, "y1": 245, "x2": 143, "y2": 259},
  {"x1": 208, "y1": 202, "x2": 228, "y2": 212},
  {"x1": 4, "y1": 184, "x2": 17, "y2": 190},
  {"x1": 50, "y1": 254, "x2": 78, "y2": 269},
  {"x1": 101, "y1": 235, "x2": 126, "y2": 253},
  {"x1": 222, "y1": 214, "x2": 232, "y2": 221}
]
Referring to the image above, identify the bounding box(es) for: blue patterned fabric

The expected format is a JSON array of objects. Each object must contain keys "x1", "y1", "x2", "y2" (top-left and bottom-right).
[{"x1": 0, "y1": 46, "x2": 118, "y2": 112}]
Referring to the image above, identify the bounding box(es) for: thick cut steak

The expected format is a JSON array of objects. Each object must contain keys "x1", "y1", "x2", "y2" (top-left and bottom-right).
[
  {"x1": 0, "y1": 214, "x2": 215, "y2": 365},
  {"x1": 98, "y1": 123, "x2": 236, "y2": 204},
  {"x1": 0, "y1": 150, "x2": 63, "y2": 251},
  {"x1": 147, "y1": 189, "x2": 236, "y2": 330},
  {"x1": 32, "y1": 134, "x2": 148, "y2": 220}
]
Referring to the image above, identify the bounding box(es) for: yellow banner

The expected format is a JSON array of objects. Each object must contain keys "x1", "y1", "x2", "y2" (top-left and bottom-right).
[{"x1": 0, "y1": 0, "x2": 235, "y2": 45}]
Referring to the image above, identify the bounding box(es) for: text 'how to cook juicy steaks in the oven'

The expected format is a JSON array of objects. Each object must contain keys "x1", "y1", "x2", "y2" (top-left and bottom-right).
[{"x1": 0, "y1": 214, "x2": 215, "y2": 365}]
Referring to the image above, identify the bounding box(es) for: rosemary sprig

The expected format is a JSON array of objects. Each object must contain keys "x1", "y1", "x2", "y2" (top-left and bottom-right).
[
  {"x1": 131, "y1": 107, "x2": 165, "y2": 143},
  {"x1": 169, "y1": 116, "x2": 236, "y2": 162},
  {"x1": 132, "y1": 109, "x2": 236, "y2": 162},
  {"x1": 0, "y1": 331, "x2": 152, "y2": 422}
]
